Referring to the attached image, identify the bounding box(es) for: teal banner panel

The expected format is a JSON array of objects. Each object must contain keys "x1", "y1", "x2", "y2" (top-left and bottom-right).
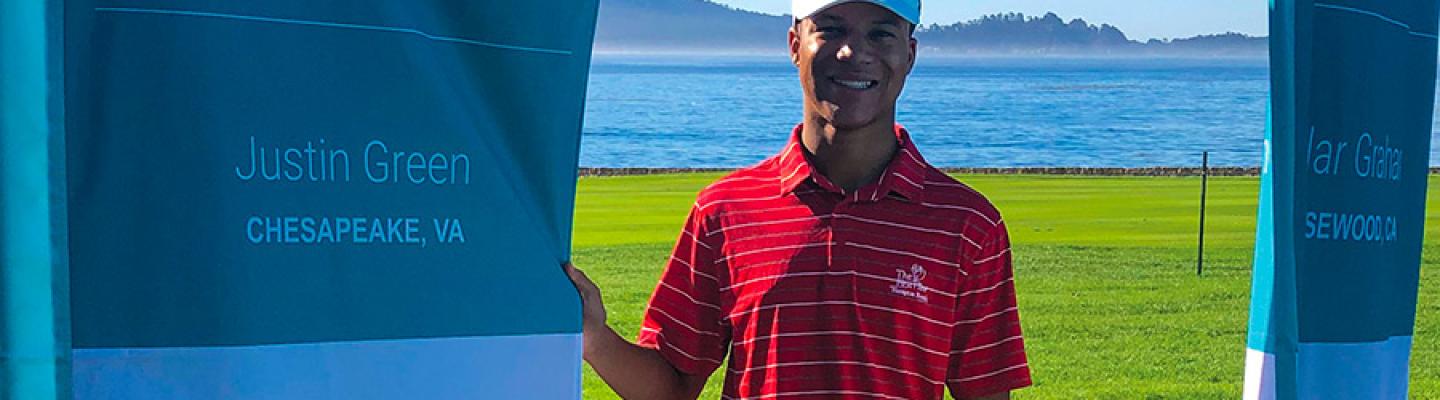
[
  {"x1": 1245, "y1": 1, "x2": 1438, "y2": 399},
  {"x1": 63, "y1": 0, "x2": 597, "y2": 398},
  {"x1": 2, "y1": 1, "x2": 70, "y2": 399}
]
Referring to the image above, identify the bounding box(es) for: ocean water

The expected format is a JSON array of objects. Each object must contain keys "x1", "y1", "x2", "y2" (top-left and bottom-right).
[{"x1": 581, "y1": 55, "x2": 1440, "y2": 168}]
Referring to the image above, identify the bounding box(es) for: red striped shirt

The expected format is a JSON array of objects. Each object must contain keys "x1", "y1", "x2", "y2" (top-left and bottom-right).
[{"x1": 637, "y1": 124, "x2": 1031, "y2": 399}]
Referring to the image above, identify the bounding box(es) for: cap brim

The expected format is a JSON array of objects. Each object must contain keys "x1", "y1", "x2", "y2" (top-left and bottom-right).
[{"x1": 795, "y1": 0, "x2": 918, "y2": 25}]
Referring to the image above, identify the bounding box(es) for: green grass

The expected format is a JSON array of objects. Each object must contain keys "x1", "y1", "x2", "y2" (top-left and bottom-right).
[{"x1": 572, "y1": 173, "x2": 1440, "y2": 399}]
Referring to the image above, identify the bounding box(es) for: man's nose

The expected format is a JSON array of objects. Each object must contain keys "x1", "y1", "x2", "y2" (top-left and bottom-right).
[{"x1": 835, "y1": 40, "x2": 875, "y2": 65}]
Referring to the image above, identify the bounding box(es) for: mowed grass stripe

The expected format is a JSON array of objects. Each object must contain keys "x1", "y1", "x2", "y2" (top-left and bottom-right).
[{"x1": 572, "y1": 174, "x2": 1440, "y2": 399}]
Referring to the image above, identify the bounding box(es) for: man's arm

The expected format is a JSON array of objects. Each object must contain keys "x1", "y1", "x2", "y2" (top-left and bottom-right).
[
  {"x1": 947, "y1": 220, "x2": 1031, "y2": 398},
  {"x1": 565, "y1": 263, "x2": 708, "y2": 400}
]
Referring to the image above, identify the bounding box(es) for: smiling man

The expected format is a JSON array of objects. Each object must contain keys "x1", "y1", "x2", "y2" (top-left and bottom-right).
[{"x1": 565, "y1": 1, "x2": 1031, "y2": 398}]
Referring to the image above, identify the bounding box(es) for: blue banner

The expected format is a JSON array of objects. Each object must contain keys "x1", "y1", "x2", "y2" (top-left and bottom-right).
[
  {"x1": 1, "y1": 1, "x2": 69, "y2": 399},
  {"x1": 1245, "y1": 1, "x2": 1438, "y2": 398},
  {"x1": 63, "y1": 1, "x2": 597, "y2": 398}
]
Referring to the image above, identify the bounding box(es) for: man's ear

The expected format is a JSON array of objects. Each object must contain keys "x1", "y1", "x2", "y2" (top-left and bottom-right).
[
  {"x1": 907, "y1": 36, "x2": 918, "y2": 71},
  {"x1": 788, "y1": 23, "x2": 802, "y2": 67}
]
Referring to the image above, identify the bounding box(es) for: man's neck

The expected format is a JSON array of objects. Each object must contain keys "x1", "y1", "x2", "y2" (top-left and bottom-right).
[{"x1": 799, "y1": 117, "x2": 899, "y2": 193}]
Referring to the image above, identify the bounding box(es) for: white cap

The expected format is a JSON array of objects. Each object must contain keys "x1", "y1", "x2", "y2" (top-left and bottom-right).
[{"x1": 792, "y1": 0, "x2": 921, "y2": 25}]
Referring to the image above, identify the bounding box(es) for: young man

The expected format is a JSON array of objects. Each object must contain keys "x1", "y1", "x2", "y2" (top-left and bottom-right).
[{"x1": 565, "y1": 1, "x2": 1031, "y2": 398}]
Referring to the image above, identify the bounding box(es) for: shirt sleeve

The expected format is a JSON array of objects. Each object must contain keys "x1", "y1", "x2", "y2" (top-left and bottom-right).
[
  {"x1": 947, "y1": 220, "x2": 1032, "y2": 398},
  {"x1": 635, "y1": 205, "x2": 730, "y2": 376}
]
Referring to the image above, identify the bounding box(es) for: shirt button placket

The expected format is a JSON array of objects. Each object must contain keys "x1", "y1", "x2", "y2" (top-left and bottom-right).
[
  {"x1": 829, "y1": 198, "x2": 853, "y2": 301},
  {"x1": 828, "y1": 228, "x2": 836, "y2": 272}
]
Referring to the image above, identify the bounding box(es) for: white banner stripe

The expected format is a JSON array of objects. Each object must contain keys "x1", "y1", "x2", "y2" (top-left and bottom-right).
[{"x1": 1243, "y1": 348, "x2": 1276, "y2": 400}]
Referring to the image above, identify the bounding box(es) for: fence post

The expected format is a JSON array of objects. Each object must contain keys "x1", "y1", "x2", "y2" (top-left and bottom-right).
[{"x1": 1197, "y1": 151, "x2": 1208, "y2": 276}]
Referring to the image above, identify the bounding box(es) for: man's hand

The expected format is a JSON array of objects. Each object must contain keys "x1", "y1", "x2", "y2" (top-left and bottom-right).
[
  {"x1": 563, "y1": 262, "x2": 608, "y2": 335},
  {"x1": 562, "y1": 262, "x2": 708, "y2": 399}
]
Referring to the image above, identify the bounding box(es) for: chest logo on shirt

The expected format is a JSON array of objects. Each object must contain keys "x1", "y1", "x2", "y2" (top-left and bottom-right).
[{"x1": 890, "y1": 264, "x2": 929, "y2": 303}]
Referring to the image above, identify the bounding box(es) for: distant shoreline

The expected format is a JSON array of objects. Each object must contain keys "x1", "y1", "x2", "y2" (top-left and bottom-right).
[{"x1": 579, "y1": 167, "x2": 1440, "y2": 177}]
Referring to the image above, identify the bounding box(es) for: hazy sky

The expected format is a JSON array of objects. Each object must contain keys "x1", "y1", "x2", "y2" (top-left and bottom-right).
[{"x1": 714, "y1": 0, "x2": 1268, "y2": 40}]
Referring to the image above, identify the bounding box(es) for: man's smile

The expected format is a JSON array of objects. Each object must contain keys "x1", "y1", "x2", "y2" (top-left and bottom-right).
[{"x1": 829, "y1": 76, "x2": 880, "y2": 90}]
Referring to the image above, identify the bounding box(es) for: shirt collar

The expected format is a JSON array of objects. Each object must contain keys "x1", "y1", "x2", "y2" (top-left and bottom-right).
[{"x1": 776, "y1": 123, "x2": 928, "y2": 203}]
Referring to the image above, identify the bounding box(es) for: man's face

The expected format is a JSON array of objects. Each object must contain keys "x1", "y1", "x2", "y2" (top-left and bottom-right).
[{"x1": 790, "y1": 2, "x2": 917, "y2": 131}]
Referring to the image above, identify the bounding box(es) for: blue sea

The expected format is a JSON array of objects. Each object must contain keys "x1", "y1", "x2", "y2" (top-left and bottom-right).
[{"x1": 581, "y1": 54, "x2": 1440, "y2": 168}]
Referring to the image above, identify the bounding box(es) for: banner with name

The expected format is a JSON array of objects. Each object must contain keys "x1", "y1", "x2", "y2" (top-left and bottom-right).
[
  {"x1": 64, "y1": 1, "x2": 597, "y2": 398},
  {"x1": 1244, "y1": 1, "x2": 1437, "y2": 399}
]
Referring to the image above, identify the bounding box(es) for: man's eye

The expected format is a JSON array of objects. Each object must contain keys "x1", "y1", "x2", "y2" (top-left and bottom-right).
[
  {"x1": 818, "y1": 27, "x2": 844, "y2": 35},
  {"x1": 871, "y1": 30, "x2": 897, "y2": 39}
]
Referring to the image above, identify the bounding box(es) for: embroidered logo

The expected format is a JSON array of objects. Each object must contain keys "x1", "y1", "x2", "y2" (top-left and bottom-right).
[{"x1": 890, "y1": 264, "x2": 929, "y2": 303}]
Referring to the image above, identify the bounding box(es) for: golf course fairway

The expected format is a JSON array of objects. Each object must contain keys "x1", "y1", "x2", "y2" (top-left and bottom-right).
[{"x1": 570, "y1": 173, "x2": 1440, "y2": 399}]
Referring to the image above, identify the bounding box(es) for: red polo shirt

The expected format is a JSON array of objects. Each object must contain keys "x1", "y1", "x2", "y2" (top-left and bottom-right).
[{"x1": 636, "y1": 124, "x2": 1031, "y2": 399}]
